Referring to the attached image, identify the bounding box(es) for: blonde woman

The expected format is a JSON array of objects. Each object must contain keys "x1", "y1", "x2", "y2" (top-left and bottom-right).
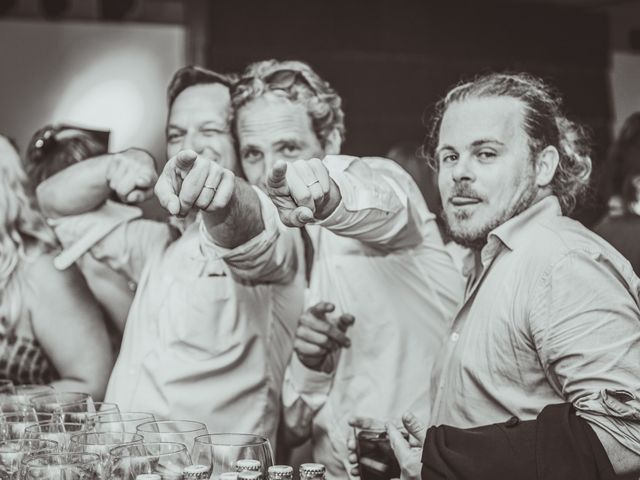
[{"x1": 0, "y1": 135, "x2": 112, "y2": 399}]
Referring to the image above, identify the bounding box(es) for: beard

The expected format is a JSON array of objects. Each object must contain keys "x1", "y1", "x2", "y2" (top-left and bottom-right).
[{"x1": 442, "y1": 172, "x2": 538, "y2": 251}]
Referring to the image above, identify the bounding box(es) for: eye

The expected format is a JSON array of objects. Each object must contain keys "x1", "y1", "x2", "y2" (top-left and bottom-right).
[
  {"x1": 477, "y1": 150, "x2": 497, "y2": 161},
  {"x1": 279, "y1": 143, "x2": 301, "y2": 157},
  {"x1": 167, "y1": 132, "x2": 183, "y2": 144},
  {"x1": 242, "y1": 149, "x2": 264, "y2": 164},
  {"x1": 201, "y1": 128, "x2": 225, "y2": 137},
  {"x1": 440, "y1": 153, "x2": 458, "y2": 165}
]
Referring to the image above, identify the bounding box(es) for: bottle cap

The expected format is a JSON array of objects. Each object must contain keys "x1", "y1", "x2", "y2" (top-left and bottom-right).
[
  {"x1": 268, "y1": 465, "x2": 293, "y2": 478},
  {"x1": 300, "y1": 463, "x2": 326, "y2": 476},
  {"x1": 235, "y1": 459, "x2": 262, "y2": 472},
  {"x1": 183, "y1": 464, "x2": 210, "y2": 479},
  {"x1": 238, "y1": 472, "x2": 261, "y2": 480}
]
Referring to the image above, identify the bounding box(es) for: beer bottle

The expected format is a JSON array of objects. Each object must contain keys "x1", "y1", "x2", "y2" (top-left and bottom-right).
[
  {"x1": 299, "y1": 463, "x2": 326, "y2": 480},
  {"x1": 267, "y1": 465, "x2": 293, "y2": 479}
]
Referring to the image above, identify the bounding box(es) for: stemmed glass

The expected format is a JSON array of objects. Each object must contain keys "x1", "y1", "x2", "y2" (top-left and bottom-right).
[
  {"x1": 29, "y1": 392, "x2": 93, "y2": 417},
  {"x1": 191, "y1": 433, "x2": 274, "y2": 479},
  {"x1": 23, "y1": 421, "x2": 88, "y2": 451},
  {"x1": 135, "y1": 420, "x2": 207, "y2": 450},
  {"x1": 59, "y1": 401, "x2": 120, "y2": 428},
  {"x1": 69, "y1": 432, "x2": 143, "y2": 476},
  {"x1": 0, "y1": 410, "x2": 43, "y2": 440},
  {"x1": 108, "y1": 442, "x2": 192, "y2": 479},
  {"x1": 0, "y1": 438, "x2": 58, "y2": 479},
  {"x1": 94, "y1": 412, "x2": 156, "y2": 434},
  {"x1": 22, "y1": 452, "x2": 102, "y2": 479}
]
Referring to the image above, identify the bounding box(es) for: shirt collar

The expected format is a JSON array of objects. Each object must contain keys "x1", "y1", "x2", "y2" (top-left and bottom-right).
[{"x1": 488, "y1": 195, "x2": 563, "y2": 252}]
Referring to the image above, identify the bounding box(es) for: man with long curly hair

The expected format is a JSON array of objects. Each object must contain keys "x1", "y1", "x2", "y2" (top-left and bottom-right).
[{"x1": 385, "y1": 73, "x2": 640, "y2": 480}]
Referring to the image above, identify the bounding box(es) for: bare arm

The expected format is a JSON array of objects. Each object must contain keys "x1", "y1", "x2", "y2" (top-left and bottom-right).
[
  {"x1": 202, "y1": 178, "x2": 264, "y2": 249},
  {"x1": 26, "y1": 253, "x2": 113, "y2": 400},
  {"x1": 36, "y1": 148, "x2": 157, "y2": 219}
]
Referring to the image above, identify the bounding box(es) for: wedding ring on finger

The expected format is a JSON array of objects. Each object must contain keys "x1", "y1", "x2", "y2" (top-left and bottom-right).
[
  {"x1": 306, "y1": 180, "x2": 321, "y2": 188},
  {"x1": 203, "y1": 184, "x2": 217, "y2": 193}
]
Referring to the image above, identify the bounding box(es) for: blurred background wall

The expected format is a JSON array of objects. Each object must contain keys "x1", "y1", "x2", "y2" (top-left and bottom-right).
[{"x1": 0, "y1": 0, "x2": 639, "y2": 224}]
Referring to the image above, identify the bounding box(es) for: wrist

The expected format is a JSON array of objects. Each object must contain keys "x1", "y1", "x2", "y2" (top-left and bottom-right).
[{"x1": 316, "y1": 178, "x2": 341, "y2": 220}]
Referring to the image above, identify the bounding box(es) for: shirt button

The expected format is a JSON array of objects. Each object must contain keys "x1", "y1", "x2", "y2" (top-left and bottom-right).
[
  {"x1": 451, "y1": 332, "x2": 459, "y2": 342},
  {"x1": 505, "y1": 416, "x2": 520, "y2": 428},
  {"x1": 127, "y1": 281, "x2": 137, "y2": 292}
]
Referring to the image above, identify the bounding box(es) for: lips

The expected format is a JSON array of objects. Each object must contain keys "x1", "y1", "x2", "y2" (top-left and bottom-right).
[{"x1": 450, "y1": 196, "x2": 482, "y2": 206}]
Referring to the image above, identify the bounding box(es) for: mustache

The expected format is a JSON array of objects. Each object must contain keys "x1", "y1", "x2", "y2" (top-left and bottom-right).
[{"x1": 447, "y1": 185, "x2": 484, "y2": 201}]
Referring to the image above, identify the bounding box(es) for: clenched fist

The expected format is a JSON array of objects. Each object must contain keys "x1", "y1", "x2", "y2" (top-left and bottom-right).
[{"x1": 105, "y1": 148, "x2": 157, "y2": 204}]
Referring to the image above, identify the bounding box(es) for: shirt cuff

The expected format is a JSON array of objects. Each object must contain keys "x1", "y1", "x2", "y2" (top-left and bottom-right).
[{"x1": 287, "y1": 354, "x2": 334, "y2": 396}]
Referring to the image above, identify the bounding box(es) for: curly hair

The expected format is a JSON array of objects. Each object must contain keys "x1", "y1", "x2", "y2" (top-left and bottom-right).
[
  {"x1": 0, "y1": 135, "x2": 58, "y2": 328},
  {"x1": 231, "y1": 59, "x2": 346, "y2": 148},
  {"x1": 25, "y1": 126, "x2": 106, "y2": 187},
  {"x1": 423, "y1": 72, "x2": 592, "y2": 215}
]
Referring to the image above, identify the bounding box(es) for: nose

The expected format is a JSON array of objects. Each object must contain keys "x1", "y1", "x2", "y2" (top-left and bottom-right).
[
  {"x1": 451, "y1": 155, "x2": 476, "y2": 183},
  {"x1": 182, "y1": 131, "x2": 205, "y2": 154}
]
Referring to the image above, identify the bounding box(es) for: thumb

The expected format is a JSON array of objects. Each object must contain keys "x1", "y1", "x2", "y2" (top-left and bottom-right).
[
  {"x1": 290, "y1": 206, "x2": 314, "y2": 226},
  {"x1": 173, "y1": 149, "x2": 199, "y2": 172},
  {"x1": 402, "y1": 412, "x2": 427, "y2": 444},
  {"x1": 337, "y1": 314, "x2": 355, "y2": 332},
  {"x1": 387, "y1": 423, "x2": 412, "y2": 466},
  {"x1": 267, "y1": 160, "x2": 288, "y2": 189}
]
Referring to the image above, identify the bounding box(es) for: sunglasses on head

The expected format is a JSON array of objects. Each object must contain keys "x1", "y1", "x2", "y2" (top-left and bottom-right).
[
  {"x1": 31, "y1": 125, "x2": 110, "y2": 162},
  {"x1": 232, "y1": 68, "x2": 317, "y2": 96}
]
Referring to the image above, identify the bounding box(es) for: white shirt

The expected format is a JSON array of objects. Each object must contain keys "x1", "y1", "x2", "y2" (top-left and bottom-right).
[
  {"x1": 430, "y1": 196, "x2": 640, "y2": 456},
  {"x1": 281, "y1": 155, "x2": 464, "y2": 479},
  {"x1": 52, "y1": 189, "x2": 304, "y2": 449}
]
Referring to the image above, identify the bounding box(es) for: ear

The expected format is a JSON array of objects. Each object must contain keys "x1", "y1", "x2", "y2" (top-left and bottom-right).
[
  {"x1": 534, "y1": 145, "x2": 559, "y2": 188},
  {"x1": 323, "y1": 129, "x2": 342, "y2": 155}
]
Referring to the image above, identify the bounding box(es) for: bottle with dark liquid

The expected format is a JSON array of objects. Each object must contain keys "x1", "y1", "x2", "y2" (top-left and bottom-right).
[{"x1": 355, "y1": 428, "x2": 408, "y2": 480}]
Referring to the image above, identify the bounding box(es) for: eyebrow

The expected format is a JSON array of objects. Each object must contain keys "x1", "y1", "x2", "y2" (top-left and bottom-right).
[{"x1": 470, "y1": 139, "x2": 505, "y2": 148}]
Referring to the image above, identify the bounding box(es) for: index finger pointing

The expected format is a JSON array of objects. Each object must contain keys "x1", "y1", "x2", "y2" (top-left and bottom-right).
[
  {"x1": 173, "y1": 150, "x2": 199, "y2": 172},
  {"x1": 154, "y1": 174, "x2": 180, "y2": 216},
  {"x1": 267, "y1": 160, "x2": 288, "y2": 189}
]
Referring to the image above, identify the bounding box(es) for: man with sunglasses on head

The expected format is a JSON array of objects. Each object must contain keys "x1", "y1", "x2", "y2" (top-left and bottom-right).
[
  {"x1": 231, "y1": 59, "x2": 464, "y2": 479},
  {"x1": 36, "y1": 66, "x2": 304, "y2": 448}
]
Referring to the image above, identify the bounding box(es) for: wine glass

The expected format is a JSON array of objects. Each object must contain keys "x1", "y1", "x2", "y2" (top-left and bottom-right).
[
  {"x1": 29, "y1": 392, "x2": 93, "y2": 416},
  {"x1": 12, "y1": 385, "x2": 55, "y2": 404},
  {"x1": 0, "y1": 398, "x2": 37, "y2": 416},
  {"x1": 94, "y1": 412, "x2": 156, "y2": 434},
  {"x1": 108, "y1": 441, "x2": 192, "y2": 479},
  {"x1": 191, "y1": 433, "x2": 274, "y2": 478},
  {"x1": 135, "y1": 420, "x2": 208, "y2": 450},
  {"x1": 69, "y1": 431, "x2": 143, "y2": 475},
  {"x1": 23, "y1": 421, "x2": 88, "y2": 451},
  {"x1": 0, "y1": 438, "x2": 58, "y2": 479},
  {"x1": 22, "y1": 452, "x2": 102, "y2": 479},
  {"x1": 0, "y1": 381, "x2": 16, "y2": 396},
  {"x1": 0, "y1": 410, "x2": 41, "y2": 440},
  {"x1": 58, "y1": 401, "x2": 120, "y2": 428}
]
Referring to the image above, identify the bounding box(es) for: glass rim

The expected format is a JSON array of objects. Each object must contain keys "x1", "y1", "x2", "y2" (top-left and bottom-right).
[
  {"x1": 68, "y1": 431, "x2": 143, "y2": 445},
  {"x1": 108, "y1": 441, "x2": 189, "y2": 458},
  {"x1": 28, "y1": 391, "x2": 92, "y2": 406},
  {"x1": 95, "y1": 411, "x2": 155, "y2": 422},
  {"x1": 24, "y1": 420, "x2": 86, "y2": 432},
  {"x1": 136, "y1": 419, "x2": 207, "y2": 433},
  {"x1": 0, "y1": 438, "x2": 59, "y2": 451},
  {"x1": 193, "y1": 433, "x2": 270, "y2": 446},
  {"x1": 22, "y1": 451, "x2": 101, "y2": 466}
]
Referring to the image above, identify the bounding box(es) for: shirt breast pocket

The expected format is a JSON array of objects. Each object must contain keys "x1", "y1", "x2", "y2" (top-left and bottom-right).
[{"x1": 161, "y1": 273, "x2": 237, "y2": 361}]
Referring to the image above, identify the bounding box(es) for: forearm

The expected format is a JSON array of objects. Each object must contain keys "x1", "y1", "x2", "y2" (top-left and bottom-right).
[
  {"x1": 36, "y1": 154, "x2": 113, "y2": 218},
  {"x1": 202, "y1": 178, "x2": 264, "y2": 249}
]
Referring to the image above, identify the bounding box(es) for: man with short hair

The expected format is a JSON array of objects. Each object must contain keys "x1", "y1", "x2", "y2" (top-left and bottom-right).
[
  {"x1": 37, "y1": 66, "x2": 304, "y2": 447},
  {"x1": 386, "y1": 73, "x2": 640, "y2": 479},
  {"x1": 231, "y1": 59, "x2": 464, "y2": 479}
]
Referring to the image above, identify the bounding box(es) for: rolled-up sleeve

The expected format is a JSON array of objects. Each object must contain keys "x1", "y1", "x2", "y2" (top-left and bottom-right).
[
  {"x1": 48, "y1": 201, "x2": 175, "y2": 283},
  {"x1": 200, "y1": 187, "x2": 298, "y2": 285},
  {"x1": 530, "y1": 249, "x2": 640, "y2": 454},
  {"x1": 316, "y1": 155, "x2": 431, "y2": 252}
]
